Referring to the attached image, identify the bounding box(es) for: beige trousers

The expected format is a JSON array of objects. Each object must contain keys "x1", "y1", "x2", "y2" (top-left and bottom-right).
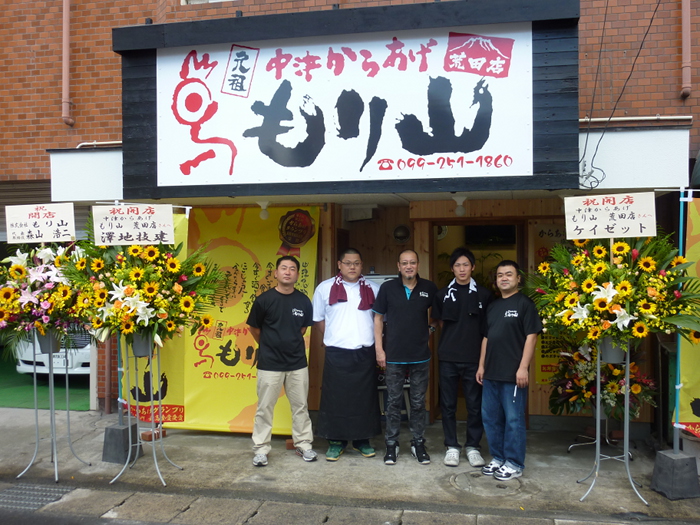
[{"x1": 252, "y1": 367, "x2": 314, "y2": 455}]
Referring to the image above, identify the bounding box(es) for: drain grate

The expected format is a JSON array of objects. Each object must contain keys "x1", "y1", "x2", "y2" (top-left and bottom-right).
[{"x1": 0, "y1": 483, "x2": 74, "y2": 511}]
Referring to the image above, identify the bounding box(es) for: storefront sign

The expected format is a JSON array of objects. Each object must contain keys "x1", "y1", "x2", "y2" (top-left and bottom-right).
[
  {"x1": 5, "y1": 203, "x2": 76, "y2": 244},
  {"x1": 156, "y1": 23, "x2": 533, "y2": 186},
  {"x1": 564, "y1": 192, "x2": 656, "y2": 240},
  {"x1": 92, "y1": 204, "x2": 175, "y2": 245}
]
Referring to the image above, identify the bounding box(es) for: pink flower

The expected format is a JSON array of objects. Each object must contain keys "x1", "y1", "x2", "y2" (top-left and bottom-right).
[
  {"x1": 178, "y1": 274, "x2": 188, "y2": 283},
  {"x1": 563, "y1": 268, "x2": 570, "y2": 275},
  {"x1": 631, "y1": 249, "x2": 639, "y2": 261},
  {"x1": 40, "y1": 300, "x2": 51, "y2": 309},
  {"x1": 42, "y1": 315, "x2": 50, "y2": 323},
  {"x1": 536, "y1": 288, "x2": 546, "y2": 294},
  {"x1": 674, "y1": 290, "x2": 682, "y2": 299},
  {"x1": 189, "y1": 291, "x2": 197, "y2": 297},
  {"x1": 659, "y1": 269, "x2": 667, "y2": 277}
]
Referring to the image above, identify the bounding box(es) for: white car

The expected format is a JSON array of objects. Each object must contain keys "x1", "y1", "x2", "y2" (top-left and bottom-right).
[{"x1": 15, "y1": 331, "x2": 93, "y2": 376}]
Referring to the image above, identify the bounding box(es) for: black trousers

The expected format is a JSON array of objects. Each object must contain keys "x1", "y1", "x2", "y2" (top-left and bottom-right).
[{"x1": 439, "y1": 360, "x2": 483, "y2": 449}]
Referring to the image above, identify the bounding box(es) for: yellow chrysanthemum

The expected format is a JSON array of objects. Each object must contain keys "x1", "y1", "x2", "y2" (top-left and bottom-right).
[
  {"x1": 129, "y1": 267, "x2": 145, "y2": 281},
  {"x1": 166, "y1": 258, "x2": 181, "y2": 273},
  {"x1": 632, "y1": 321, "x2": 649, "y2": 338},
  {"x1": 142, "y1": 246, "x2": 160, "y2": 262},
  {"x1": 593, "y1": 297, "x2": 609, "y2": 312},
  {"x1": 91, "y1": 258, "x2": 105, "y2": 273},
  {"x1": 142, "y1": 282, "x2": 160, "y2": 297},
  {"x1": 638, "y1": 257, "x2": 656, "y2": 273},
  {"x1": 616, "y1": 280, "x2": 633, "y2": 297},
  {"x1": 192, "y1": 263, "x2": 206, "y2": 277},
  {"x1": 538, "y1": 262, "x2": 550, "y2": 274},
  {"x1": 612, "y1": 242, "x2": 630, "y2": 256},
  {"x1": 630, "y1": 384, "x2": 642, "y2": 395},
  {"x1": 200, "y1": 314, "x2": 214, "y2": 328},
  {"x1": 637, "y1": 300, "x2": 657, "y2": 315},
  {"x1": 127, "y1": 245, "x2": 143, "y2": 257},
  {"x1": 9, "y1": 265, "x2": 27, "y2": 280},
  {"x1": 670, "y1": 255, "x2": 688, "y2": 268},
  {"x1": 581, "y1": 279, "x2": 596, "y2": 294},
  {"x1": 573, "y1": 239, "x2": 589, "y2": 247},
  {"x1": 592, "y1": 245, "x2": 607, "y2": 258},
  {"x1": 180, "y1": 296, "x2": 195, "y2": 313},
  {"x1": 0, "y1": 287, "x2": 16, "y2": 302}
]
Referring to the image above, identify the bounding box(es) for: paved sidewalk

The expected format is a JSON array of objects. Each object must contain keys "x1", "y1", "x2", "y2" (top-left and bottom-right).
[{"x1": 0, "y1": 408, "x2": 698, "y2": 524}]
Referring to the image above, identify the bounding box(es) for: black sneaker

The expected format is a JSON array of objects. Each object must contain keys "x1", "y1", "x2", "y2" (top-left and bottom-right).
[
  {"x1": 410, "y1": 440, "x2": 430, "y2": 465},
  {"x1": 384, "y1": 443, "x2": 399, "y2": 465}
]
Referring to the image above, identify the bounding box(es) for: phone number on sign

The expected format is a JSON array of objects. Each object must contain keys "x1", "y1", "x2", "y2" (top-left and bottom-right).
[{"x1": 377, "y1": 155, "x2": 513, "y2": 171}]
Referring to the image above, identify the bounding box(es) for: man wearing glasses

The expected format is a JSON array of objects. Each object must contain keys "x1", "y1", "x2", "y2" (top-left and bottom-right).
[
  {"x1": 312, "y1": 248, "x2": 382, "y2": 461},
  {"x1": 373, "y1": 249, "x2": 437, "y2": 465}
]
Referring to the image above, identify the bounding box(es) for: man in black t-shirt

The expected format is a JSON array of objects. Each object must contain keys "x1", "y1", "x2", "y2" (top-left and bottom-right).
[
  {"x1": 247, "y1": 256, "x2": 316, "y2": 467},
  {"x1": 432, "y1": 247, "x2": 492, "y2": 468},
  {"x1": 476, "y1": 260, "x2": 542, "y2": 481},
  {"x1": 373, "y1": 249, "x2": 437, "y2": 466}
]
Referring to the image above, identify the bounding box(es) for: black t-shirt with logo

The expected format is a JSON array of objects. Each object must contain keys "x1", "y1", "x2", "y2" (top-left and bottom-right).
[
  {"x1": 432, "y1": 282, "x2": 493, "y2": 363},
  {"x1": 373, "y1": 276, "x2": 437, "y2": 363},
  {"x1": 483, "y1": 292, "x2": 543, "y2": 383},
  {"x1": 247, "y1": 288, "x2": 313, "y2": 372}
]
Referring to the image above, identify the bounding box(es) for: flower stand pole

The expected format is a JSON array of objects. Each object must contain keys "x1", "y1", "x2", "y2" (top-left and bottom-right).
[
  {"x1": 578, "y1": 346, "x2": 648, "y2": 505},
  {"x1": 17, "y1": 331, "x2": 91, "y2": 483},
  {"x1": 110, "y1": 337, "x2": 182, "y2": 486}
]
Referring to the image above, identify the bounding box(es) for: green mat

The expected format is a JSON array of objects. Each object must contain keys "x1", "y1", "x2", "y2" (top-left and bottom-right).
[{"x1": 0, "y1": 357, "x2": 90, "y2": 410}]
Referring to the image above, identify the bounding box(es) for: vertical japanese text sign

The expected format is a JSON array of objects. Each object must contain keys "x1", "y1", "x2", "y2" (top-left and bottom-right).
[
  {"x1": 5, "y1": 203, "x2": 76, "y2": 244},
  {"x1": 91, "y1": 204, "x2": 175, "y2": 246},
  {"x1": 564, "y1": 192, "x2": 656, "y2": 240}
]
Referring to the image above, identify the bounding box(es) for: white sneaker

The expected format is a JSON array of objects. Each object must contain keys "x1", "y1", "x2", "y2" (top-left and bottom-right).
[
  {"x1": 253, "y1": 453, "x2": 268, "y2": 467},
  {"x1": 494, "y1": 464, "x2": 522, "y2": 481},
  {"x1": 444, "y1": 447, "x2": 460, "y2": 467},
  {"x1": 466, "y1": 447, "x2": 486, "y2": 467}
]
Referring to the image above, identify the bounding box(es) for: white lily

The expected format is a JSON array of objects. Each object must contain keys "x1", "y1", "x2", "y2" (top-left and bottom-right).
[
  {"x1": 591, "y1": 282, "x2": 618, "y2": 302},
  {"x1": 108, "y1": 281, "x2": 129, "y2": 302},
  {"x1": 570, "y1": 302, "x2": 591, "y2": 322},
  {"x1": 36, "y1": 247, "x2": 56, "y2": 264},
  {"x1": 135, "y1": 304, "x2": 156, "y2": 325},
  {"x1": 123, "y1": 293, "x2": 148, "y2": 313},
  {"x1": 8, "y1": 249, "x2": 29, "y2": 267},
  {"x1": 46, "y1": 265, "x2": 69, "y2": 285},
  {"x1": 28, "y1": 265, "x2": 49, "y2": 284},
  {"x1": 612, "y1": 307, "x2": 637, "y2": 330}
]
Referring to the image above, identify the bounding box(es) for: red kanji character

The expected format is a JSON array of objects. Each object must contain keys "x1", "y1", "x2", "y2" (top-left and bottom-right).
[
  {"x1": 293, "y1": 52, "x2": 322, "y2": 82},
  {"x1": 266, "y1": 48, "x2": 293, "y2": 80}
]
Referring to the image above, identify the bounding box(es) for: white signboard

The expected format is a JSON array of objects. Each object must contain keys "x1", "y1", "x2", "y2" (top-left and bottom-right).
[
  {"x1": 156, "y1": 22, "x2": 533, "y2": 186},
  {"x1": 564, "y1": 192, "x2": 657, "y2": 240},
  {"x1": 5, "y1": 203, "x2": 76, "y2": 244},
  {"x1": 92, "y1": 204, "x2": 175, "y2": 246}
]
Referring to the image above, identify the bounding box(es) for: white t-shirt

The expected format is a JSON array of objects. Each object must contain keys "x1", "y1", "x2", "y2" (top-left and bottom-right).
[{"x1": 312, "y1": 276, "x2": 380, "y2": 349}]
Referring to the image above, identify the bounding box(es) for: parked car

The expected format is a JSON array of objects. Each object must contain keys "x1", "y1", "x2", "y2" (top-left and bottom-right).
[{"x1": 15, "y1": 331, "x2": 93, "y2": 376}]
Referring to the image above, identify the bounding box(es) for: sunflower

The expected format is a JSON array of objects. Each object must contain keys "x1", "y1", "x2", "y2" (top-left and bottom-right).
[
  {"x1": 615, "y1": 280, "x2": 633, "y2": 297},
  {"x1": 632, "y1": 321, "x2": 649, "y2": 338},
  {"x1": 587, "y1": 326, "x2": 601, "y2": 340},
  {"x1": 537, "y1": 261, "x2": 550, "y2": 275},
  {"x1": 142, "y1": 281, "x2": 160, "y2": 297},
  {"x1": 592, "y1": 245, "x2": 607, "y2": 258},
  {"x1": 554, "y1": 291, "x2": 567, "y2": 302},
  {"x1": 57, "y1": 285, "x2": 71, "y2": 300},
  {"x1": 637, "y1": 300, "x2": 657, "y2": 315},
  {"x1": 590, "y1": 262, "x2": 607, "y2": 277},
  {"x1": 593, "y1": 297, "x2": 609, "y2": 312},
  {"x1": 606, "y1": 382, "x2": 620, "y2": 394},
  {"x1": 91, "y1": 258, "x2": 105, "y2": 272},
  {"x1": 75, "y1": 258, "x2": 87, "y2": 271},
  {"x1": 581, "y1": 279, "x2": 596, "y2": 294},
  {"x1": 129, "y1": 267, "x2": 145, "y2": 281},
  {"x1": 121, "y1": 318, "x2": 136, "y2": 334},
  {"x1": 630, "y1": 384, "x2": 642, "y2": 395},
  {"x1": 573, "y1": 239, "x2": 589, "y2": 247},
  {"x1": 200, "y1": 314, "x2": 214, "y2": 329},
  {"x1": 0, "y1": 309, "x2": 10, "y2": 322},
  {"x1": 670, "y1": 255, "x2": 688, "y2": 268},
  {"x1": 165, "y1": 320, "x2": 177, "y2": 331},
  {"x1": 127, "y1": 245, "x2": 143, "y2": 257},
  {"x1": 95, "y1": 289, "x2": 108, "y2": 302},
  {"x1": 611, "y1": 241, "x2": 631, "y2": 256},
  {"x1": 638, "y1": 257, "x2": 656, "y2": 273},
  {"x1": 689, "y1": 331, "x2": 700, "y2": 344},
  {"x1": 166, "y1": 258, "x2": 181, "y2": 274},
  {"x1": 192, "y1": 263, "x2": 206, "y2": 277},
  {"x1": 180, "y1": 296, "x2": 195, "y2": 313},
  {"x1": 564, "y1": 293, "x2": 579, "y2": 308},
  {"x1": 91, "y1": 317, "x2": 104, "y2": 329},
  {"x1": 8, "y1": 264, "x2": 27, "y2": 280},
  {"x1": 571, "y1": 255, "x2": 585, "y2": 267},
  {"x1": 142, "y1": 246, "x2": 160, "y2": 262},
  {"x1": 0, "y1": 287, "x2": 16, "y2": 302},
  {"x1": 561, "y1": 310, "x2": 575, "y2": 326}
]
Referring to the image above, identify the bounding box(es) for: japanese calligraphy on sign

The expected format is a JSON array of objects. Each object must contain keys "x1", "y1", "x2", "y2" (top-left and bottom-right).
[
  {"x1": 5, "y1": 203, "x2": 76, "y2": 244},
  {"x1": 157, "y1": 23, "x2": 533, "y2": 187},
  {"x1": 92, "y1": 204, "x2": 175, "y2": 245},
  {"x1": 564, "y1": 192, "x2": 656, "y2": 240}
]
